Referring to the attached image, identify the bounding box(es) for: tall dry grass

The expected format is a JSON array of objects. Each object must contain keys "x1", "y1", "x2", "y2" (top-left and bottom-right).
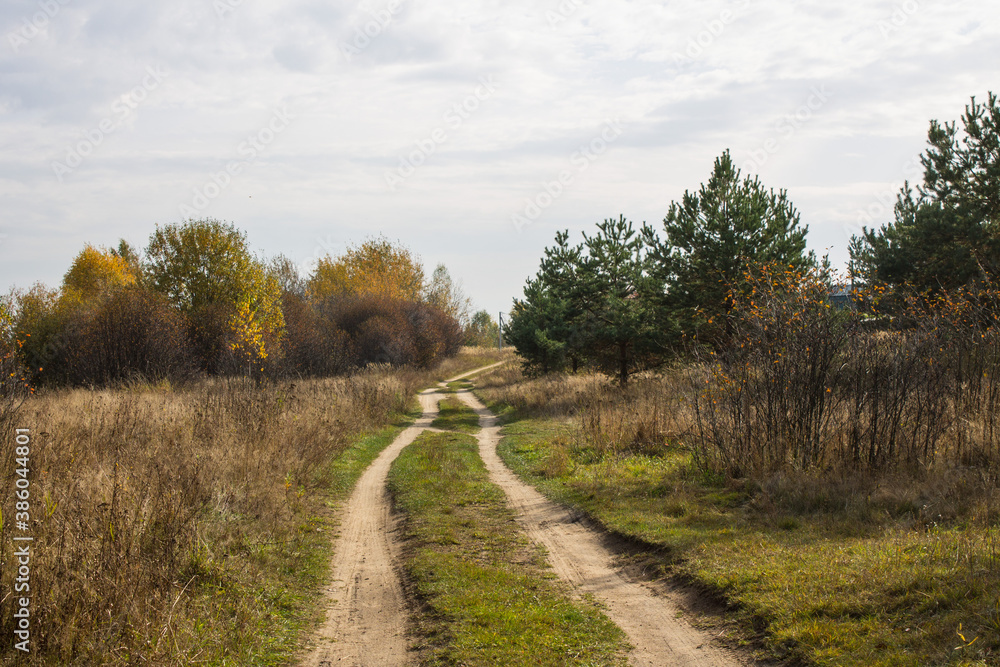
[
  {"x1": 0, "y1": 366, "x2": 425, "y2": 665},
  {"x1": 476, "y1": 362, "x2": 697, "y2": 457},
  {"x1": 476, "y1": 345, "x2": 1000, "y2": 528},
  {"x1": 690, "y1": 268, "x2": 1000, "y2": 479}
]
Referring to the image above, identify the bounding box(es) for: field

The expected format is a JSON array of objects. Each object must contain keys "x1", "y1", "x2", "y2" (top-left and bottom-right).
[
  {"x1": 3, "y1": 340, "x2": 998, "y2": 665},
  {"x1": 0, "y1": 347, "x2": 506, "y2": 665},
  {"x1": 475, "y1": 363, "x2": 1000, "y2": 666}
]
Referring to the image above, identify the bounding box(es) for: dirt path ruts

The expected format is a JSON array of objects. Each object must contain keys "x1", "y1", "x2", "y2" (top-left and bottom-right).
[
  {"x1": 455, "y1": 388, "x2": 747, "y2": 667},
  {"x1": 298, "y1": 363, "x2": 505, "y2": 667}
]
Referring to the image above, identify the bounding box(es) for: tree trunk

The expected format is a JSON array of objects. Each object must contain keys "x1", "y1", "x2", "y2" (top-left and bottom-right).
[{"x1": 618, "y1": 341, "x2": 628, "y2": 388}]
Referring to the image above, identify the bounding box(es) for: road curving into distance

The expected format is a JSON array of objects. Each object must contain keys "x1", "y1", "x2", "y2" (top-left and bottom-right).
[{"x1": 301, "y1": 361, "x2": 745, "y2": 666}]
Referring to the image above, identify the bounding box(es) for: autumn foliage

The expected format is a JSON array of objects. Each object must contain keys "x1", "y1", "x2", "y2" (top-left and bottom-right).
[
  {"x1": 692, "y1": 263, "x2": 1000, "y2": 476},
  {"x1": 307, "y1": 236, "x2": 425, "y2": 302},
  {"x1": 4, "y1": 223, "x2": 463, "y2": 387},
  {"x1": 65, "y1": 288, "x2": 196, "y2": 386}
]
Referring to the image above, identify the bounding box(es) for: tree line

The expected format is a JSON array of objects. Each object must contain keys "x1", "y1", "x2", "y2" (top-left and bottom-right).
[
  {"x1": 505, "y1": 92, "x2": 1000, "y2": 474},
  {"x1": 504, "y1": 149, "x2": 814, "y2": 385},
  {"x1": 506, "y1": 93, "x2": 1000, "y2": 385},
  {"x1": 1, "y1": 221, "x2": 499, "y2": 387}
]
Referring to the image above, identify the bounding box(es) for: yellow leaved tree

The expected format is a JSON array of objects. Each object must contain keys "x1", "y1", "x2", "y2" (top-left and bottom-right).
[
  {"x1": 307, "y1": 236, "x2": 424, "y2": 302},
  {"x1": 146, "y1": 219, "x2": 283, "y2": 374},
  {"x1": 61, "y1": 244, "x2": 137, "y2": 302}
]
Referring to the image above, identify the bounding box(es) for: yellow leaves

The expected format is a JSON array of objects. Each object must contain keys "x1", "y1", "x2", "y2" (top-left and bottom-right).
[
  {"x1": 226, "y1": 271, "x2": 284, "y2": 364},
  {"x1": 228, "y1": 298, "x2": 268, "y2": 362},
  {"x1": 308, "y1": 236, "x2": 424, "y2": 302},
  {"x1": 62, "y1": 244, "x2": 136, "y2": 300},
  {"x1": 954, "y1": 623, "x2": 979, "y2": 650}
]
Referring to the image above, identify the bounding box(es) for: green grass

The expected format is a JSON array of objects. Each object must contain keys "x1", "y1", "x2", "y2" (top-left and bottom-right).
[
  {"x1": 224, "y1": 411, "x2": 421, "y2": 666},
  {"x1": 387, "y1": 430, "x2": 630, "y2": 666},
  {"x1": 173, "y1": 516, "x2": 334, "y2": 666},
  {"x1": 429, "y1": 395, "x2": 481, "y2": 433},
  {"x1": 493, "y1": 417, "x2": 1000, "y2": 666},
  {"x1": 326, "y1": 409, "x2": 421, "y2": 497}
]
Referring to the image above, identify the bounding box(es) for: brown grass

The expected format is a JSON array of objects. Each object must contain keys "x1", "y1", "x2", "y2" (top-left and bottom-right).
[
  {"x1": 476, "y1": 360, "x2": 1000, "y2": 528},
  {"x1": 0, "y1": 348, "x2": 506, "y2": 665},
  {"x1": 480, "y1": 360, "x2": 1000, "y2": 664},
  {"x1": 477, "y1": 365, "x2": 698, "y2": 457}
]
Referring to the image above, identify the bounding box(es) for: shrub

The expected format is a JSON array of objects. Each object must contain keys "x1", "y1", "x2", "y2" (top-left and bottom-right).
[
  {"x1": 691, "y1": 264, "x2": 1000, "y2": 477},
  {"x1": 66, "y1": 288, "x2": 196, "y2": 386},
  {"x1": 278, "y1": 292, "x2": 352, "y2": 377},
  {"x1": 323, "y1": 294, "x2": 462, "y2": 369}
]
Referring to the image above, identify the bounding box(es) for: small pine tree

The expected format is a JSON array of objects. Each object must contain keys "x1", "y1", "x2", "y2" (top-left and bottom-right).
[{"x1": 646, "y1": 150, "x2": 813, "y2": 344}]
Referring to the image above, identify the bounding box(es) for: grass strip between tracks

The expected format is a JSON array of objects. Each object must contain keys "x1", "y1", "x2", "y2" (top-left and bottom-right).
[{"x1": 388, "y1": 428, "x2": 629, "y2": 666}]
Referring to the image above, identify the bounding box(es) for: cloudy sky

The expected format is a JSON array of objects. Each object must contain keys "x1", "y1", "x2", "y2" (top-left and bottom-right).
[{"x1": 1, "y1": 0, "x2": 998, "y2": 317}]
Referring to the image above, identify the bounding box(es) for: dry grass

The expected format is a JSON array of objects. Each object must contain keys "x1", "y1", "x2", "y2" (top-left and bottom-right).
[
  {"x1": 0, "y1": 348, "x2": 506, "y2": 665},
  {"x1": 477, "y1": 360, "x2": 1000, "y2": 527},
  {"x1": 428, "y1": 346, "x2": 517, "y2": 386},
  {"x1": 477, "y1": 364, "x2": 698, "y2": 457},
  {"x1": 475, "y1": 364, "x2": 610, "y2": 420},
  {"x1": 480, "y1": 361, "x2": 1000, "y2": 664}
]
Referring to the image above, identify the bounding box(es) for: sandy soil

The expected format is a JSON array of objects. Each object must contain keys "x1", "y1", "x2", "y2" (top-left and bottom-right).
[
  {"x1": 297, "y1": 389, "x2": 437, "y2": 667},
  {"x1": 300, "y1": 361, "x2": 748, "y2": 666},
  {"x1": 298, "y1": 365, "x2": 505, "y2": 667},
  {"x1": 455, "y1": 387, "x2": 749, "y2": 667}
]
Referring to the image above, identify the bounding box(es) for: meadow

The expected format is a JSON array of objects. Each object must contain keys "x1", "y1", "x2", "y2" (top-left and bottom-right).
[
  {"x1": 476, "y1": 357, "x2": 1000, "y2": 666},
  {"x1": 0, "y1": 348, "x2": 504, "y2": 665}
]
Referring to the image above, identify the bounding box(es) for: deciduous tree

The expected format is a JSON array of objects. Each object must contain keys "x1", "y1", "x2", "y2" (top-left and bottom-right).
[
  {"x1": 424, "y1": 263, "x2": 471, "y2": 327},
  {"x1": 308, "y1": 236, "x2": 424, "y2": 302},
  {"x1": 464, "y1": 310, "x2": 499, "y2": 347},
  {"x1": 62, "y1": 244, "x2": 137, "y2": 301},
  {"x1": 145, "y1": 219, "x2": 284, "y2": 373}
]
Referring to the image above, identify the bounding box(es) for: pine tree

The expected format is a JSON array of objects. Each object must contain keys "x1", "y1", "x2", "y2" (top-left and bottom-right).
[
  {"x1": 574, "y1": 216, "x2": 667, "y2": 386},
  {"x1": 851, "y1": 92, "x2": 1000, "y2": 290},
  {"x1": 506, "y1": 216, "x2": 672, "y2": 385},
  {"x1": 504, "y1": 276, "x2": 572, "y2": 374},
  {"x1": 646, "y1": 150, "x2": 812, "y2": 344}
]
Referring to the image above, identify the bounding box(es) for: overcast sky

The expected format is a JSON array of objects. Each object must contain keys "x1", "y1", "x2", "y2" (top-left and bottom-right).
[{"x1": 1, "y1": 0, "x2": 998, "y2": 317}]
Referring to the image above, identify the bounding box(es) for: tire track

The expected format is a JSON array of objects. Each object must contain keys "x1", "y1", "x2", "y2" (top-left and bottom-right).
[
  {"x1": 299, "y1": 363, "x2": 504, "y2": 667},
  {"x1": 455, "y1": 387, "x2": 748, "y2": 667}
]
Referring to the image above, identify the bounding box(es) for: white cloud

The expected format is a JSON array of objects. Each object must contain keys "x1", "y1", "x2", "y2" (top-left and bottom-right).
[{"x1": 1, "y1": 0, "x2": 999, "y2": 316}]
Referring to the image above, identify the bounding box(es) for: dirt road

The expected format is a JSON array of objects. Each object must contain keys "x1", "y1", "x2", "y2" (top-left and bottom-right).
[
  {"x1": 299, "y1": 364, "x2": 506, "y2": 667},
  {"x1": 455, "y1": 387, "x2": 746, "y2": 667},
  {"x1": 300, "y1": 362, "x2": 744, "y2": 666}
]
